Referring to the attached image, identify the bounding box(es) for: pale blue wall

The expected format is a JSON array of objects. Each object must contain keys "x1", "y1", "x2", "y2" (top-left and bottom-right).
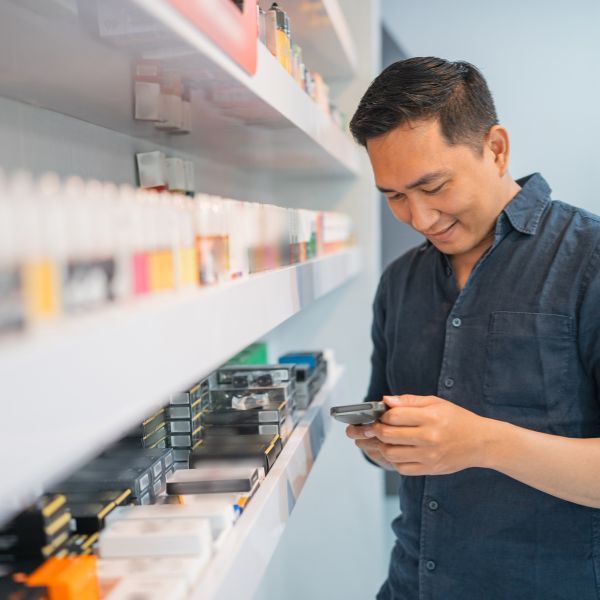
[{"x1": 382, "y1": 0, "x2": 600, "y2": 215}]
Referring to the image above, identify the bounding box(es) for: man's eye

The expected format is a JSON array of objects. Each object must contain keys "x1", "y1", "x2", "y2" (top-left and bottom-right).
[
  {"x1": 389, "y1": 194, "x2": 405, "y2": 201},
  {"x1": 422, "y1": 183, "x2": 446, "y2": 195}
]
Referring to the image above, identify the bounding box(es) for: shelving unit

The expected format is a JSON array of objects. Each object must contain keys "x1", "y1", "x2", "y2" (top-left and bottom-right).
[
  {"x1": 0, "y1": 249, "x2": 360, "y2": 526},
  {"x1": 0, "y1": 0, "x2": 386, "y2": 597},
  {"x1": 193, "y1": 365, "x2": 345, "y2": 600},
  {"x1": 0, "y1": 0, "x2": 359, "y2": 176}
]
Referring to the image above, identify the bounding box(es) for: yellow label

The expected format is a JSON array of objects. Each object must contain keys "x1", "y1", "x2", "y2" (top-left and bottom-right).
[
  {"x1": 97, "y1": 502, "x2": 116, "y2": 520},
  {"x1": 276, "y1": 30, "x2": 289, "y2": 72},
  {"x1": 45, "y1": 511, "x2": 71, "y2": 536},
  {"x1": 180, "y1": 247, "x2": 198, "y2": 286},
  {"x1": 41, "y1": 495, "x2": 66, "y2": 518},
  {"x1": 114, "y1": 489, "x2": 132, "y2": 505},
  {"x1": 150, "y1": 249, "x2": 175, "y2": 291},
  {"x1": 265, "y1": 435, "x2": 280, "y2": 455},
  {"x1": 23, "y1": 260, "x2": 59, "y2": 319},
  {"x1": 82, "y1": 532, "x2": 99, "y2": 550}
]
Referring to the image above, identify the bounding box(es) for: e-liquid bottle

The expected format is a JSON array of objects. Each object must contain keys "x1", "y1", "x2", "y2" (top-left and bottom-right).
[
  {"x1": 267, "y1": 3, "x2": 291, "y2": 73},
  {"x1": 62, "y1": 177, "x2": 116, "y2": 312},
  {"x1": 131, "y1": 187, "x2": 151, "y2": 296},
  {"x1": 0, "y1": 169, "x2": 26, "y2": 335},
  {"x1": 15, "y1": 171, "x2": 60, "y2": 322}
]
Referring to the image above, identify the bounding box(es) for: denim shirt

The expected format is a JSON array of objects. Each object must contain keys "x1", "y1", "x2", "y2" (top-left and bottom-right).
[{"x1": 369, "y1": 174, "x2": 600, "y2": 600}]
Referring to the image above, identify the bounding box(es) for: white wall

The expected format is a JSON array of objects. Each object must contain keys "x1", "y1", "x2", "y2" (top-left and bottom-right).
[{"x1": 382, "y1": 0, "x2": 600, "y2": 215}]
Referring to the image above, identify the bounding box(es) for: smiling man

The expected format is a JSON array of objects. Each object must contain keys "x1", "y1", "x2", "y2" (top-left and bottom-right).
[{"x1": 347, "y1": 57, "x2": 600, "y2": 599}]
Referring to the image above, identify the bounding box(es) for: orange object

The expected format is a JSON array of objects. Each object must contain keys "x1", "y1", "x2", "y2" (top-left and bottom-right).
[
  {"x1": 23, "y1": 260, "x2": 59, "y2": 320},
  {"x1": 149, "y1": 249, "x2": 175, "y2": 291},
  {"x1": 27, "y1": 556, "x2": 99, "y2": 600}
]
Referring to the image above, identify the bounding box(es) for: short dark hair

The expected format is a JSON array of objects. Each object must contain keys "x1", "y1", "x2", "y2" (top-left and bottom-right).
[{"x1": 349, "y1": 57, "x2": 499, "y2": 153}]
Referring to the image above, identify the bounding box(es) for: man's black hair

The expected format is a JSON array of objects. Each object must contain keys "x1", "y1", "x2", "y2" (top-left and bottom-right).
[{"x1": 349, "y1": 57, "x2": 499, "y2": 153}]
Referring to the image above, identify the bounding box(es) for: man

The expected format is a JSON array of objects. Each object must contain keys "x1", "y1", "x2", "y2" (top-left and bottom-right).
[{"x1": 346, "y1": 57, "x2": 600, "y2": 599}]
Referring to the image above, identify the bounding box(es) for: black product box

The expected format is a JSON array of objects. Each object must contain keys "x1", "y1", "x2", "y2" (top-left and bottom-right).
[
  {"x1": 216, "y1": 364, "x2": 297, "y2": 387},
  {"x1": 191, "y1": 434, "x2": 283, "y2": 474},
  {"x1": 50, "y1": 467, "x2": 152, "y2": 498},
  {"x1": 0, "y1": 495, "x2": 72, "y2": 560},
  {"x1": 170, "y1": 378, "x2": 210, "y2": 405},
  {"x1": 202, "y1": 422, "x2": 284, "y2": 437},
  {"x1": 210, "y1": 382, "x2": 294, "y2": 409},
  {"x1": 166, "y1": 465, "x2": 259, "y2": 495},
  {"x1": 64, "y1": 489, "x2": 133, "y2": 507},
  {"x1": 84, "y1": 455, "x2": 163, "y2": 483},
  {"x1": 203, "y1": 400, "x2": 288, "y2": 425},
  {"x1": 102, "y1": 448, "x2": 175, "y2": 473},
  {"x1": 166, "y1": 404, "x2": 204, "y2": 420},
  {"x1": 69, "y1": 501, "x2": 116, "y2": 534}
]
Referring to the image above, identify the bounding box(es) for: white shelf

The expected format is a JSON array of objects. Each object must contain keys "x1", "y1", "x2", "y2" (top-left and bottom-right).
[
  {"x1": 0, "y1": 0, "x2": 359, "y2": 176},
  {"x1": 193, "y1": 365, "x2": 345, "y2": 600},
  {"x1": 268, "y1": 0, "x2": 358, "y2": 81},
  {"x1": 0, "y1": 249, "x2": 360, "y2": 526}
]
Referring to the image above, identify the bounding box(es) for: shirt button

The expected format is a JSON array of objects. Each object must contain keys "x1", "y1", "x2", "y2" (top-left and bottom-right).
[
  {"x1": 426, "y1": 560, "x2": 436, "y2": 571},
  {"x1": 428, "y1": 500, "x2": 439, "y2": 511},
  {"x1": 444, "y1": 377, "x2": 454, "y2": 388},
  {"x1": 451, "y1": 317, "x2": 462, "y2": 328},
  {"x1": 445, "y1": 267, "x2": 452, "y2": 277}
]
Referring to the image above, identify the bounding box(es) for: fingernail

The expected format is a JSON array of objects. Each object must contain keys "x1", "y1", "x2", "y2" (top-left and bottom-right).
[{"x1": 364, "y1": 429, "x2": 375, "y2": 438}]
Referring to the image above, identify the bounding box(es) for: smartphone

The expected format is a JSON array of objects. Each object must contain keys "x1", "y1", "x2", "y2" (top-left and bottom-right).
[{"x1": 330, "y1": 401, "x2": 386, "y2": 425}]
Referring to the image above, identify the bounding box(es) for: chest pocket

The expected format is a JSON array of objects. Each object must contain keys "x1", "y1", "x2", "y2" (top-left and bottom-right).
[{"x1": 483, "y1": 312, "x2": 575, "y2": 407}]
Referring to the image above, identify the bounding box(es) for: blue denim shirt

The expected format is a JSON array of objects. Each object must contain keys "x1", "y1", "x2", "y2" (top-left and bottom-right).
[{"x1": 369, "y1": 174, "x2": 600, "y2": 600}]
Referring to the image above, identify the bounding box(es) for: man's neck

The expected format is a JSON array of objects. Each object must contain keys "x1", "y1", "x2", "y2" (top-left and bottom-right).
[{"x1": 451, "y1": 177, "x2": 522, "y2": 290}]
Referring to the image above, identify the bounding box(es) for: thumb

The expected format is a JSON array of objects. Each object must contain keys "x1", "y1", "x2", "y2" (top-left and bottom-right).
[{"x1": 383, "y1": 394, "x2": 438, "y2": 409}]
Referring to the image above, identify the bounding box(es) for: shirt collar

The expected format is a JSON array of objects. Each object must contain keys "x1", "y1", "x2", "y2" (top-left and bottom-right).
[{"x1": 502, "y1": 173, "x2": 551, "y2": 235}]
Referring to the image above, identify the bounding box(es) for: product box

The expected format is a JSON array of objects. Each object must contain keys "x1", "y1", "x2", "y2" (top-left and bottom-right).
[
  {"x1": 98, "y1": 518, "x2": 212, "y2": 558},
  {"x1": 166, "y1": 466, "x2": 259, "y2": 495},
  {"x1": 210, "y1": 382, "x2": 295, "y2": 409},
  {"x1": 216, "y1": 364, "x2": 296, "y2": 387},
  {"x1": 191, "y1": 434, "x2": 282, "y2": 474},
  {"x1": 202, "y1": 401, "x2": 288, "y2": 425}
]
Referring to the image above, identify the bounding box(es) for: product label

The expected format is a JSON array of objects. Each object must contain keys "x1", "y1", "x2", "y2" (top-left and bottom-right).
[
  {"x1": 0, "y1": 267, "x2": 25, "y2": 334},
  {"x1": 62, "y1": 258, "x2": 115, "y2": 313}
]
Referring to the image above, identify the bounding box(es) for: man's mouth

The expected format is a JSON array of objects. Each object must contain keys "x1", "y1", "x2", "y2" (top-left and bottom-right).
[{"x1": 426, "y1": 221, "x2": 458, "y2": 241}]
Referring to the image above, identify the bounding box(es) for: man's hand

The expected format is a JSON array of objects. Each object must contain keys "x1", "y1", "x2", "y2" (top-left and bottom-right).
[
  {"x1": 346, "y1": 423, "x2": 397, "y2": 471},
  {"x1": 351, "y1": 395, "x2": 491, "y2": 476}
]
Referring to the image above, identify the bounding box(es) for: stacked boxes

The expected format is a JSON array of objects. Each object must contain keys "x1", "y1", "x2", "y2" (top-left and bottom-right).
[
  {"x1": 123, "y1": 408, "x2": 168, "y2": 450},
  {"x1": 50, "y1": 448, "x2": 174, "y2": 511},
  {"x1": 278, "y1": 351, "x2": 328, "y2": 409},
  {"x1": 0, "y1": 494, "x2": 72, "y2": 562},
  {"x1": 208, "y1": 364, "x2": 297, "y2": 440},
  {"x1": 166, "y1": 377, "x2": 210, "y2": 466}
]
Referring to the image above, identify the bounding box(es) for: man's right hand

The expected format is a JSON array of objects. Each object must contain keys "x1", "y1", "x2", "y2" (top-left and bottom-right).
[{"x1": 346, "y1": 424, "x2": 397, "y2": 471}]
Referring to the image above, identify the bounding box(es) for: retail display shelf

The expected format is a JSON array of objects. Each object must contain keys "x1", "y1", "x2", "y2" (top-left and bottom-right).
[
  {"x1": 0, "y1": 0, "x2": 360, "y2": 176},
  {"x1": 193, "y1": 364, "x2": 345, "y2": 600},
  {"x1": 273, "y1": 0, "x2": 358, "y2": 81},
  {"x1": 0, "y1": 249, "x2": 360, "y2": 526}
]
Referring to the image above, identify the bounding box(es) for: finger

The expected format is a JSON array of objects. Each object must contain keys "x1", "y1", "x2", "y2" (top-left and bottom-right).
[
  {"x1": 369, "y1": 423, "x2": 428, "y2": 446},
  {"x1": 354, "y1": 438, "x2": 383, "y2": 453},
  {"x1": 346, "y1": 424, "x2": 372, "y2": 440},
  {"x1": 395, "y1": 463, "x2": 427, "y2": 476},
  {"x1": 379, "y1": 444, "x2": 423, "y2": 464},
  {"x1": 384, "y1": 395, "x2": 439, "y2": 409},
  {"x1": 380, "y1": 407, "x2": 427, "y2": 427}
]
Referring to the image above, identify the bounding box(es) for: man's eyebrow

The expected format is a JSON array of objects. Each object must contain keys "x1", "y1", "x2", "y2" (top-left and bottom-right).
[
  {"x1": 405, "y1": 170, "x2": 452, "y2": 190},
  {"x1": 376, "y1": 170, "x2": 452, "y2": 194}
]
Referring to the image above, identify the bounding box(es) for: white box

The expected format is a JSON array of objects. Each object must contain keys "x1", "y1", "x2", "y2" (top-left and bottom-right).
[
  {"x1": 105, "y1": 502, "x2": 235, "y2": 541},
  {"x1": 99, "y1": 517, "x2": 211, "y2": 558},
  {"x1": 104, "y1": 577, "x2": 188, "y2": 600}
]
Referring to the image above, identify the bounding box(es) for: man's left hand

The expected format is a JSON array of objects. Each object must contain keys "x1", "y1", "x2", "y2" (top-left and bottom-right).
[{"x1": 361, "y1": 395, "x2": 491, "y2": 476}]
